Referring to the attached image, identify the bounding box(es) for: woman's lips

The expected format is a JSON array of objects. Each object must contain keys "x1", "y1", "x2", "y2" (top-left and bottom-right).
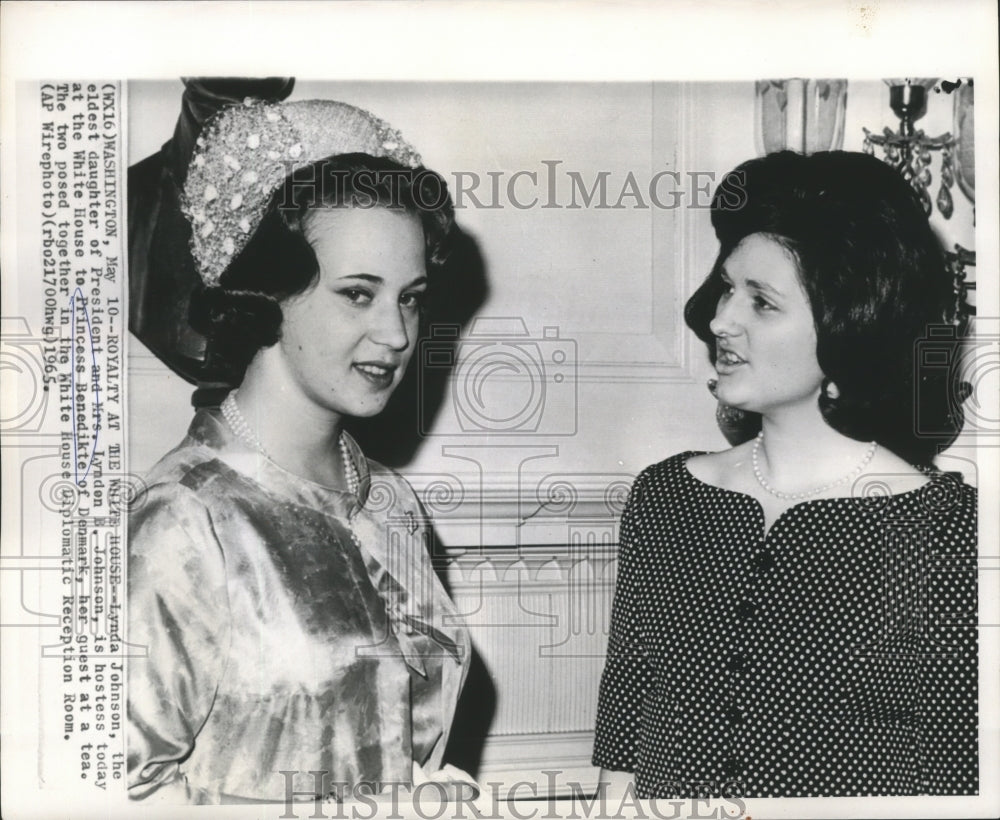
[
  {"x1": 715, "y1": 348, "x2": 747, "y2": 374},
  {"x1": 353, "y1": 362, "x2": 397, "y2": 389}
]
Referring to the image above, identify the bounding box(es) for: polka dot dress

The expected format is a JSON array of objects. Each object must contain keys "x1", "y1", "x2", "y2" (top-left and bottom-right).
[{"x1": 592, "y1": 452, "x2": 978, "y2": 798}]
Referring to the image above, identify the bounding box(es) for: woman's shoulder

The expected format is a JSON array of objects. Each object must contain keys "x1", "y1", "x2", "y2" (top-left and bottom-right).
[
  {"x1": 866, "y1": 448, "x2": 977, "y2": 524},
  {"x1": 131, "y1": 460, "x2": 216, "y2": 526},
  {"x1": 140, "y1": 410, "x2": 229, "y2": 486},
  {"x1": 140, "y1": 440, "x2": 230, "y2": 505},
  {"x1": 915, "y1": 469, "x2": 978, "y2": 532},
  {"x1": 629, "y1": 445, "x2": 746, "y2": 500},
  {"x1": 132, "y1": 420, "x2": 240, "y2": 527},
  {"x1": 128, "y1": 459, "x2": 227, "y2": 568},
  {"x1": 681, "y1": 442, "x2": 753, "y2": 487}
]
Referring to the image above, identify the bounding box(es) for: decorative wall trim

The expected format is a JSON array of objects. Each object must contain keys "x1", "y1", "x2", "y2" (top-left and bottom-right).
[
  {"x1": 444, "y1": 546, "x2": 617, "y2": 790},
  {"x1": 400, "y1": 470, "x2": 634, "y2": 549}
]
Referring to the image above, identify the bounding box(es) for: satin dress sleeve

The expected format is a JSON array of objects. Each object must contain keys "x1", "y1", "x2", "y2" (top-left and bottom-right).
[{"x1": 127, "y1": 483, "x2": 232, "y2": 803}]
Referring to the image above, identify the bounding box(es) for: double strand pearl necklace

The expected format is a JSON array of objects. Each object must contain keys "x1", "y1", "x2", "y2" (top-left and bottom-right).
[
  {"x1": 220, "y1": 391, "x2": 359, "y2": 496},
  {"x1": 751, "y1": 430, "x2": 878, "y2": 501}
]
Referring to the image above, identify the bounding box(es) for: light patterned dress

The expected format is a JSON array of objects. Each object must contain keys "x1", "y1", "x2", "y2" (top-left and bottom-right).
[{"x1": 128, "y1": 410, "x2": 469, "y2": 803}]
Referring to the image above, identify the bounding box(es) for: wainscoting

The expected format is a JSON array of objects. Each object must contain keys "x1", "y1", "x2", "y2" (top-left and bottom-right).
[{"x1": 442, "y1": 545, "x2": 619, "y2": 796}]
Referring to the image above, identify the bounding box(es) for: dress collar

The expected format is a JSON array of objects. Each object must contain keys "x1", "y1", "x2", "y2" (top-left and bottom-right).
[{"x1": 187, "y1": 407, "x2": 373, "y2": 516}]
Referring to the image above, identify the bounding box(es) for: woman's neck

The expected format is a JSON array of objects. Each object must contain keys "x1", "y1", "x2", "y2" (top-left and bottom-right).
[
  {"x1": 229, "y1": 354, "x2": 350, "y2": 488},
  {"x1": 755, "y1": 409, "x2": 873, "y2": 494}
]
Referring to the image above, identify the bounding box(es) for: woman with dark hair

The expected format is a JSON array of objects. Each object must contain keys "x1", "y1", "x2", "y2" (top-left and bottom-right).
[
  {"x1": 593, "y1": 150, "x2": 977, "y2": 798},
  {"x1": 127, "y1": 100, "x2": 470, "y2": 803}
]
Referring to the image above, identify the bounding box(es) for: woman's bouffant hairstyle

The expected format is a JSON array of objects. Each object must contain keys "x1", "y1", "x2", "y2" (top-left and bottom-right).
[
  {"x1": 189, "y1": 153, "x2": 456, "y2": 383},
  {"x1": 684, "y1": 150, "x2": 968, "y2": 467}
]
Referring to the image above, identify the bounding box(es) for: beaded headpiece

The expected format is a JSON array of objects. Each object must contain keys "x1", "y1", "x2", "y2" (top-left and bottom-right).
[{"x1": 182, "y1": 99, "x2": 423, "y2": 286}]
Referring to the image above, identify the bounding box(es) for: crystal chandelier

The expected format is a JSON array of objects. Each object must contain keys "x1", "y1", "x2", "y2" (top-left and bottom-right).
[{"x1": 863, "y1": 79, "x2": 956, "y2": 218}]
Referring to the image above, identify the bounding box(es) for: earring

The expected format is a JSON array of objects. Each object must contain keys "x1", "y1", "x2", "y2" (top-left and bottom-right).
[
  {"x1": 707, "y1": 378, "x2": 757, "y2": 445},
  {"x1": 823, "y1": 379, "x2": 841, "y2": 400},
  {"x1": 709, "y1": 378, "x2": 748, "y2": 419},
  {"x1": 716, "y1": 402, "x2": 748, "y2": 427}
]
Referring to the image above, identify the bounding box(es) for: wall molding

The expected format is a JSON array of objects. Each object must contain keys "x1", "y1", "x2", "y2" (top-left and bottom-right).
[{"x1": 443, "y1": 544, "x2": 616, "y2": 790}]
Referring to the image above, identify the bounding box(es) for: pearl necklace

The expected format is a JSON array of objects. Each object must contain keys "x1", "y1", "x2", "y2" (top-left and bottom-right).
[
  {"x1": 220, "y1": 391, "x2": 359, "y2": 496},
  {"x1": 751, "y1": 431, "x2": 878, "y2": 501}
]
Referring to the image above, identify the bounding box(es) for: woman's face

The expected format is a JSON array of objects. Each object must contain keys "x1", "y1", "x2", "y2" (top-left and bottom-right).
[
  {"x1": 276, "y1": 206, "x2": 427, "y2": 418},
  {"x1": 709, "y1": 233, "x2": 825, "y2": 418}
]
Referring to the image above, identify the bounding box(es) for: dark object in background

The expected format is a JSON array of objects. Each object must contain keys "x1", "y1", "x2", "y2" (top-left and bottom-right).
[
  {"x1": 127, "y1": 78, "x2": 294, "y2": 392},
  {"x1": 707, "y1": 378, "x2": 760, "y2": 446}
]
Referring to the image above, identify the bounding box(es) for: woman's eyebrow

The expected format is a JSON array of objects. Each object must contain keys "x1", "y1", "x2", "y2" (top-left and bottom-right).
[
  {"x1": 334, "y1": 273, "x2": 428, "y2": 289},
  {"x1": 719, "y1": 267, "x2": 782, "y2": 297},
  {"x1": 335, "y1": 273, "x2": 383, "y2": 284},
  {"x1": 745, "y1": 278, "x2": 783, "y2": 298}
]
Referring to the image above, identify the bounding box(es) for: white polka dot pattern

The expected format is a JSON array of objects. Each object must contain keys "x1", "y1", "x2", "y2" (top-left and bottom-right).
[{"x1": 592, "y1": 452, "x2": 978, "y2": 798}]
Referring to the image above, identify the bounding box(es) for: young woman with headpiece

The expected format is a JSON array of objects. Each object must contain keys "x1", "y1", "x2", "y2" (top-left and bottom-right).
[
  {"x1": 127, "y1": 100, "x2": 470, "y2": 804},
  {"x1": 593, "y1": 150, "x2": 978, "y2": 798}
]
